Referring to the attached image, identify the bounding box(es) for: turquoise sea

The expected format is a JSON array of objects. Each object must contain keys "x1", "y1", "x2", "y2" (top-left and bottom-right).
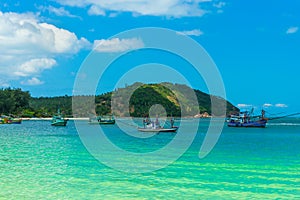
[{"x1": 0, "y1": 119, "x2": 299, "y2": 199}]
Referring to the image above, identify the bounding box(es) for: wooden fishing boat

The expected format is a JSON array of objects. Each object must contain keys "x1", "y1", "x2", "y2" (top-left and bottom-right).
[
  {"x1": 227, "y1": 118, "x2": 267, "y2": 128},
  {"x1": 227, "y1": 109, "x2": 268, "y2": 128},
  {"x1": 227, "y1": 109, "x2": 300, "y2": 128}
]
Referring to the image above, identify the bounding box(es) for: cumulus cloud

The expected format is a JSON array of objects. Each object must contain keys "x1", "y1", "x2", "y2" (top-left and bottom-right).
[
  {"x1": 93, "y1": 38, "x2": 144, "y2": 53},
  {"x1": 176, "y1": 29, "x2": 204, "y2": 36},
  {"x1": 54, "y1": 0, "x2": 212, "y2": 17},
  {"x1": 88, "y1": 5, "x2": 106, "y2": 16},
  {"x1": 237, "y1": 104, "x2": 252, "y2": 108},
  {"x1": 14, "y1": 58, "x2": 57, "y2": 77},
  {"x1": 286, "y1": 27, "x2": 298, "y2": 34},
  {"x1": 39, "y1": 5, "x2": 80, "y2": 18},
  {"x1": 21, "y1": 77, "x2": 44, "y2": 85},
  {"x1": 0, "y1": 11, "x2": 91, "y2": 84},
  {"x1": 275, "y1": 104, "x2": 288, "y2": 108}
]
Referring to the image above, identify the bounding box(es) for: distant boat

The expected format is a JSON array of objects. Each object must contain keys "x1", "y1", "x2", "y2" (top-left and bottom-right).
[
  {"x1": 227, "y1": 109, "x2": 300, "y2": 128},
  {"x1": 138, "y1": 127, "x2": 178, "y2": 133},
  {"x1": 138, "y1": 117, "x2": 178, "y2": 133},
  {"x1": 0, "y1": 116, "x2": 10, "y2": 124},
  {"x1": 227, "y1": 109, "x2": 267, "y2": 128},
  {"x1": 11, "y1": 118, "x2": 22, "y2": 124},
  {"x1": 51, "y1": 109, "x2": 68, "y2": 126},
  {"x1": 0, "y1": 115, "x2": 22, "y2": 124},
  {"x1": 88, "y1": 115, "x2": 115, "y2": 125}
]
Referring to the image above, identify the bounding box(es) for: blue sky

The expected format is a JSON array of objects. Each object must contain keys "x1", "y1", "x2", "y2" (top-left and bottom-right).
[{"x1": 0, "y1": 0, "x2": 299, "y2": 114}]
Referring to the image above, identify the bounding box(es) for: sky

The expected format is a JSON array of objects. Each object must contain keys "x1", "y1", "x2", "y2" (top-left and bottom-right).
[{"x1": 0, "y1": 0, "x2": 299, "y2": 114}]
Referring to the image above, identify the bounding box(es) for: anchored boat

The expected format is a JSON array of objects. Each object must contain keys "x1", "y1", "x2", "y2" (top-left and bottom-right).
[
  {"x1": 51, "y1": 109, "x2": 68, "y2": 126},
  {"x1": 0, "y1": 115, "x2": 22, "y2": 124},
  {"x1": 88, "y1": 115, "x2": 115, "y2": 125},
  {"x1": 227, "y1": 109, "x2": 268, "y2": 128},
  {"x1": 137, "y1": 127, "x2": 178, "y2": 132},
  {"x1": 138, "y1": 117, "x2": 178, "y2": 133},
  {"x1": 227, "y1": 109, "x2": 300, "y2": 128}
]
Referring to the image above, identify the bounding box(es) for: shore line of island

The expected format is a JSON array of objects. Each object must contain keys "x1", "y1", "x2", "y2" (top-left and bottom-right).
[{"x1": 20, "y1": 116, "x2": 215, "y2": 121}]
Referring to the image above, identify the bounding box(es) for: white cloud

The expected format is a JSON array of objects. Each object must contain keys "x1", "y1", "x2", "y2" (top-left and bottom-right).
[
  {"x1": 88, "y1": 5, "x2": 106, "y2": 16},
  {"x1": 213, "y1": 1, "x2": 226, "y2": 13},
  {"x1": 38, "y1": 23, "x2": 91, "y2": 53},
  {"x1": 176, "y1": 29, "x2": 204, "y2": 36},
  {"x1": 213, "y1": 2, "x2": 226, "y2": 9},
  {"x1": 40, "y1": 5, "x2": 80, "y2": 18},
  {"x1": 93, "y1": 38, "x2": 144, "y2": 53},
  {"x1": 237, "y1": 104, "x2": 252, "y2": 108},
  {"x1": 286, "y1": 27, "x2": 298, "y2": 34},
  {"x1": 54, "y1": 0, "x2": 212, "y2": 17},
  {"x1": 14, "y1": 58, "x2": 57, "y2": 77},
  {"x1": 275, "y1": 104, "x2": 288, "y2": 108},
  {"x1": 0, "y1": 11, "x2": 91, "y2": 84},
  {"x1": 263, "y1": 103, "x2": 273, "y2": 107},
  {"x1": 21, "y1": 77, "x2": 44, "y2": 85}
]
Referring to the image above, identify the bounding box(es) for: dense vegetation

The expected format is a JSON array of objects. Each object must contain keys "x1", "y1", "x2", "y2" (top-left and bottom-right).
[
  {"x1": 0, "y1": 83, "x2": 239, "y2": 117},
  {"x1": 29, "y1": 95, "x2": 72, "y2": 117},
  {"x1": 0, "y1": 88, "x2": 30, "y2": 116}
]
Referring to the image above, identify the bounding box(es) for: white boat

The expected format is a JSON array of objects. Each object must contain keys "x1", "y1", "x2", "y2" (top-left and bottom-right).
[
  {"x1": 138, "y1": 117, "x2": 178, "y2": 133},
  {"x1": 88, "y1": 115, "x2": 115, "y2": 125},
  {"x1": 138, "y1": 126, "x2": 178, "y2": 132}
]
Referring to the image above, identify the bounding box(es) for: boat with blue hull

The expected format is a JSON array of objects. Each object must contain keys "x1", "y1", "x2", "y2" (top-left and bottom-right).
[
  {"x1": 227, "y1": 119, "x2": 267, "y2": 128},
  {"x1": 227, "y1": 109, "x2": 300, "y2": 128},
  {"x1": 227, "y1": 109, "x2": 268, "y2": 128}
]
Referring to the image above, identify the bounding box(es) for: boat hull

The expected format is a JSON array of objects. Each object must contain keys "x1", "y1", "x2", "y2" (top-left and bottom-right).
[
  {"x1": 0, "y1": 118, "x2": 22, "y2": 124},
  {"x1": 11, "y1": 119, "x2": 22, "y2": 124},
  {"x1": 88, "y1": 120, "x2": 115, "y2": 125},
  {"x1": 138, "y1": 127, "x2": 178, "y2": 133},
  {"x1": 51, "y1": 119, "x2": 68, "y2": 126},
  {"x1": 51, "y1": 109, "x2": 68, "y2": 126},
  {"x1": 227, "y1": 120, "x2": 267, "y2": 128}
]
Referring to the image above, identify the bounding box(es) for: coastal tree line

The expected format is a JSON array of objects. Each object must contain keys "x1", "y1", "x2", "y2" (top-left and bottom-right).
[
  {"x1": 0, "y1": 84, "x2": 239, "y2": 117},
  {"x1": 0, "y1": 88, "x2": 30, "y2": 116},
  {"x1": 0, "y1": 88, "x2": 112, "y2": 117}
]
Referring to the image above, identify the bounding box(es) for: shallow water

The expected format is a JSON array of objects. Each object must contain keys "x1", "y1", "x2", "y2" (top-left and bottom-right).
[{"x1": 0, "y1": 119, "x2": 299, "y2": 199}]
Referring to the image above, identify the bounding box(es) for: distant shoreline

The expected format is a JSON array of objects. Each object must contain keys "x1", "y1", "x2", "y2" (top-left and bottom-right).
[
  {"x1": 21, "y1": 117, "x2": 89, "y2": 121},
  {"x1": 21, "y1": 116, "x2": 217, "y2": 121}
]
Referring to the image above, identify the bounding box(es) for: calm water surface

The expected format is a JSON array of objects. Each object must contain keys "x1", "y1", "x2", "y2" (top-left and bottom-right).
[{"x1": 0, "y1": 119, "x2": 299, "y2": 199}]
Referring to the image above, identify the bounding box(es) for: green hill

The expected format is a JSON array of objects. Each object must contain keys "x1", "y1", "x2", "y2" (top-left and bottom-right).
[
  {"x1": 109, "y1": 82, "x2": 238, "y2": 117},
  {"x1": 1, "y1": 83, "x2": 238, "y2": 117}
]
